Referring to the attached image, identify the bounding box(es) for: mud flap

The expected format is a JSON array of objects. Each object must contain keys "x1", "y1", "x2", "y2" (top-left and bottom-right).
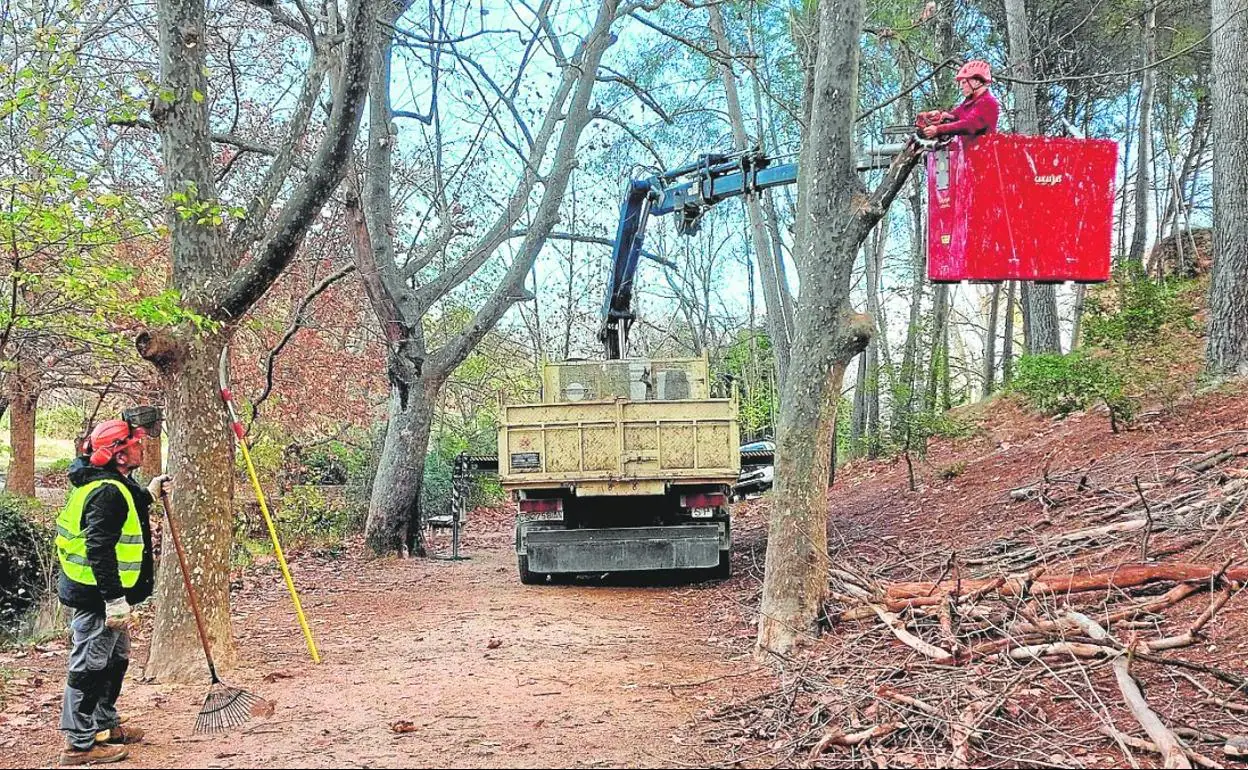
[{"x1": 519, "y1": 523, "x2": 726, "y2": 574}]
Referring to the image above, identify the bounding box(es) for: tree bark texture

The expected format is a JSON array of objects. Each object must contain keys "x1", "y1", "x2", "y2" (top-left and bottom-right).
[
  {"x1": 1208, "y1": 0, "x2": 1248, "y2": 378},
  {"x1": 1071, "y1": 283, "x2": 1087, "y2": 350},
  {"x1": 5, "y1": 361, "x2": 37, "y2": 497},
  {"x1": 144, "y1": 333, "x2": 237, "y2": 680},
  {"x1": 365, "y1": 380, "x2": 436, "y2": 555},
  {"x1": 140, "y1": 435, "x2": 163, "y2": 481},
  {"x1": 1029, "y1": 284, "x2": 1061, "y2": 354}
]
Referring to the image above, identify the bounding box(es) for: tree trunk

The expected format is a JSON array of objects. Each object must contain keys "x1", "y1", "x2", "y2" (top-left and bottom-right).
[
  {"x1": 941, "y1": 315, "x2": 953, "y2": 411},
  {"x1": 865, "y1": 227, "x2": 885, "y2": 458},
  {"x1": 1119, "y1": 89, "x2": 1137, "y2": 253},
  {"x1": 144, "y1": 0, "x2": 240, "y2": 680},
  {"x1": 925, "y1": 285, "x2": 949, "y2": 414},
  {"x1": 983, "y1": 284, "x2": 1000, "y2": 397},
  {"x1": 850, "y1": 227, "x2": 885, "y2": 460},
  {"x1": 141, "y1": 388, "x2": 165, "y2": 481},
  {"x1": 1003, "y1": 281, "x2": 1017, "y2": 383},
  {"x1": 1127, "y1": 8, "x2": 1157, "y2": 264},
  {"x1": 866, "y1": 340, "x2": 881, "y2": 458},
  {"x1": 892, "y1": 179, "x2": 926, "y2": 445},
  {"x1": 1020, "y1": 281, "x2": 1033, "y2": 354},
  {"x1": 756, "y1": 0, "x2": 922, "y2": 655},
  {"x1": 1071, "y1": 283, "x2": 1088, "y2": 350},
  {"x1": 144, "y1": 333, "x2": 237, "y2": 681},
  {"x1": 142, "y1": 0, "x2": 372, "y2": 680},
  {"x1": 752, "y1": 66, "x2": 799, "y2": 346},
  {"x1": 5, "y1": 369, "x2": 37, "y2": 497},
  {"x1": 709, "y1": 4, "x2": 791, "y2": 383},
  {"x1": 758, "y1": 313, "x2": 867, "y2": 656},
  {"x1": 140, "y1": 435, "x2": 163, "y2": 481},
  {"x1": 1030, "y1": 285, "x2": 1062, "y2": 354},
  {"x1": 364, "y1": 378, "x2": 435, "y2": 556},
  {"x1": 1004, "y1": 0, "x2": 1060, "y2": 354},
  {"x1": 849, "y1": 352, "x2": 867, "y2": 459},
  {"x1": 1208, "y1": 0, "x2": 1248, "y2": 377}
]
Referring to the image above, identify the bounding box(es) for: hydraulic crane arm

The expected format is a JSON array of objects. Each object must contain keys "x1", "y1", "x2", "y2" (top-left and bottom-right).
[
  {"x1": 599, "y1": 143, "x2": 908, "y2": 359},
  {"x1": 599, "y1": 150, "x2": 797, "y2": 359}
]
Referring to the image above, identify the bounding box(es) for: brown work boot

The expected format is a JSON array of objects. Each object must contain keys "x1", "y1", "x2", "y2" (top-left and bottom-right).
[
  {"x1": 98, "y1": 725, "x2": 144, "y2": 745},
  {"x1": 59, "y1": 742, "x2": 128, "y2": 766}
]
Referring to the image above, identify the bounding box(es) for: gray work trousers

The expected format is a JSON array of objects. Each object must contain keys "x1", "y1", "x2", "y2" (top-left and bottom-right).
[{"x1": 59, "y1": 608, "x2": 130, "y2": 750}]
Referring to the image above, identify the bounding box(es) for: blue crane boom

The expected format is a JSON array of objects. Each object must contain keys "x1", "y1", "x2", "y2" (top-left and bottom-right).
[
  {"x1": 597, "y1": 139, "x2": 911, "y2": 358},
  {"x1": 599, "y1": 150, "x2": 798, "y2": 359}
]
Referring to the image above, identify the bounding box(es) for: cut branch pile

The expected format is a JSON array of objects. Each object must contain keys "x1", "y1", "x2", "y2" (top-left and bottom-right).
[{"x1": 702, "y1": 434, "x2": 1248, "y2": 768}]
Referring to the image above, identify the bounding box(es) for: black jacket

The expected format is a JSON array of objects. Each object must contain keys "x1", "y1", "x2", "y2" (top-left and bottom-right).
[{"x1": 58, "y1": 458, "x2": 156, "y2": 612}]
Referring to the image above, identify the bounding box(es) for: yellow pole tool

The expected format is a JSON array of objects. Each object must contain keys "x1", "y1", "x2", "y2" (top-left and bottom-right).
[{"x1": 218, "y1": 347, "x2": 321, "y2": 664}]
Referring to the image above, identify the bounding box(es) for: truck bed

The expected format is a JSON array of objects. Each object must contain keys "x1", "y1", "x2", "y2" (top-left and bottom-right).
[{"x1": 498, "y1": 398, "x2": 740, "y2": 490}]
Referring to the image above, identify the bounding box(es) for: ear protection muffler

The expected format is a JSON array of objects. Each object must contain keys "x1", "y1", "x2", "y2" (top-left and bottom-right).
[{"x1": 88, "y1": 426, "x2": 147, "y2": 467}]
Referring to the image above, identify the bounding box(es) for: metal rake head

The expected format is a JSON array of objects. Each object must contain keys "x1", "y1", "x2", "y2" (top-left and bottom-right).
[{"x1": 195, "y1": 681, "x2": 265, "y2": 734}]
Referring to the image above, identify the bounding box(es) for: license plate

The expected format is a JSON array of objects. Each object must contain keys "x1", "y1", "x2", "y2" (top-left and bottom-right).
[{"x1": 510, "y1": 452, "x2": 540, "y2": 471}]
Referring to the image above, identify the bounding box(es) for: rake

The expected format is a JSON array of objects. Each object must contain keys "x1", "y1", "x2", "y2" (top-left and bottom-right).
[{"x1": 159, "y1": 489, "x2": 265, "y2": 733}]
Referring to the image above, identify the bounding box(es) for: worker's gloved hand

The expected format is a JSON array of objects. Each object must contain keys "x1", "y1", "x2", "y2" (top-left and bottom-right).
[
  {"x1": 104, "y1": 598, "x2": 133, "y2": 631},
  {"x1": 146, "y1": 474, "x2": 171, "y2": 499}
]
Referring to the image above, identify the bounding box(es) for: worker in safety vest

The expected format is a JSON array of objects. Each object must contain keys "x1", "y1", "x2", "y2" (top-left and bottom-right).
[
  {"x1": 55, "y1": 417, "x2": 168, "y2": 765},
  {"x1": 917, "y1": 60, "x2": 1000, "y2": 140}
]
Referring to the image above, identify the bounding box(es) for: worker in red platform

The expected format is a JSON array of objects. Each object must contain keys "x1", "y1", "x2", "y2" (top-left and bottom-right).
[{"x1": 917, "y1": 60, "x2": 1000, "y2": 140}]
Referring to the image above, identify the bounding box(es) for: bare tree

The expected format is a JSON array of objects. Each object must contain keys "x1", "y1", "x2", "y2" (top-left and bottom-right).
[
  {"x1": 707, "y1": 4, "x2": 793, "y2": 383},
  {"x1": 1127, "y1": 7, "x2": 1157, "y2": 264},
  {"x1": 129, "y1": 0, "x2": 374, "y2": 679},
  {"x1": 754, "y1": 0, "x2": 923, "y2": 655},
  {"x1": 353, "y1": 0, "x2": 632, "y2": 555}
]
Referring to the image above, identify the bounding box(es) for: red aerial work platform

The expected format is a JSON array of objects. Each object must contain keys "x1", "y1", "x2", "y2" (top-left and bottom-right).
[{"x1": 927, "y1": 134, "x2": 1118, "y2": 283}]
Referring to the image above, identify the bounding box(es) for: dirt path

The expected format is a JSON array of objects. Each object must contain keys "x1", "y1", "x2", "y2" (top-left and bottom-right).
[{"x1": 1, "y1": 523, "x2": 766, "y2": 769}]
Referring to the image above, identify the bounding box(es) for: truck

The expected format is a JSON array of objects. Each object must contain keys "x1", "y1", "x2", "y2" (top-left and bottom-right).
[{"x1": 501, "y1": 356, "x2": 738, "y2": 583}]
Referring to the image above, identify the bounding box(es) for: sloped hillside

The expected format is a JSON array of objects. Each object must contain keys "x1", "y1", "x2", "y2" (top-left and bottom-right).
[{"x1": 710, "y1": 383, "x2": 1248, "y2": 768}]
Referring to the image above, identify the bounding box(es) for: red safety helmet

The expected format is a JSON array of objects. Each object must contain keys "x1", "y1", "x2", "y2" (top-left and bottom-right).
[
  {"x1": 956, "y1": 60, "x2": 992, "y2": 84},
  {"x1": 86, "y1": 420, "x2": 147, "y2": 467}
]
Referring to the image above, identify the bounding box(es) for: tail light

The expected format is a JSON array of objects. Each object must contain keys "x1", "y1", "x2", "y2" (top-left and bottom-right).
[
  {"x1": 518, "y1": 497, "x2": 563, "y2": 514},
  {"x1": 680, "y1": 493, "x2": 726, "y2": 509}
]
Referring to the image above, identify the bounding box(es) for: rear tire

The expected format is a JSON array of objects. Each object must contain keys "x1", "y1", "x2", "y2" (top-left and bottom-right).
[
  {"x1": 518, "y1": 555, "x2": 543, "y2": 585},
  {"x1": 711, "y1": 550, "x2": 731, "y2": 579}
]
